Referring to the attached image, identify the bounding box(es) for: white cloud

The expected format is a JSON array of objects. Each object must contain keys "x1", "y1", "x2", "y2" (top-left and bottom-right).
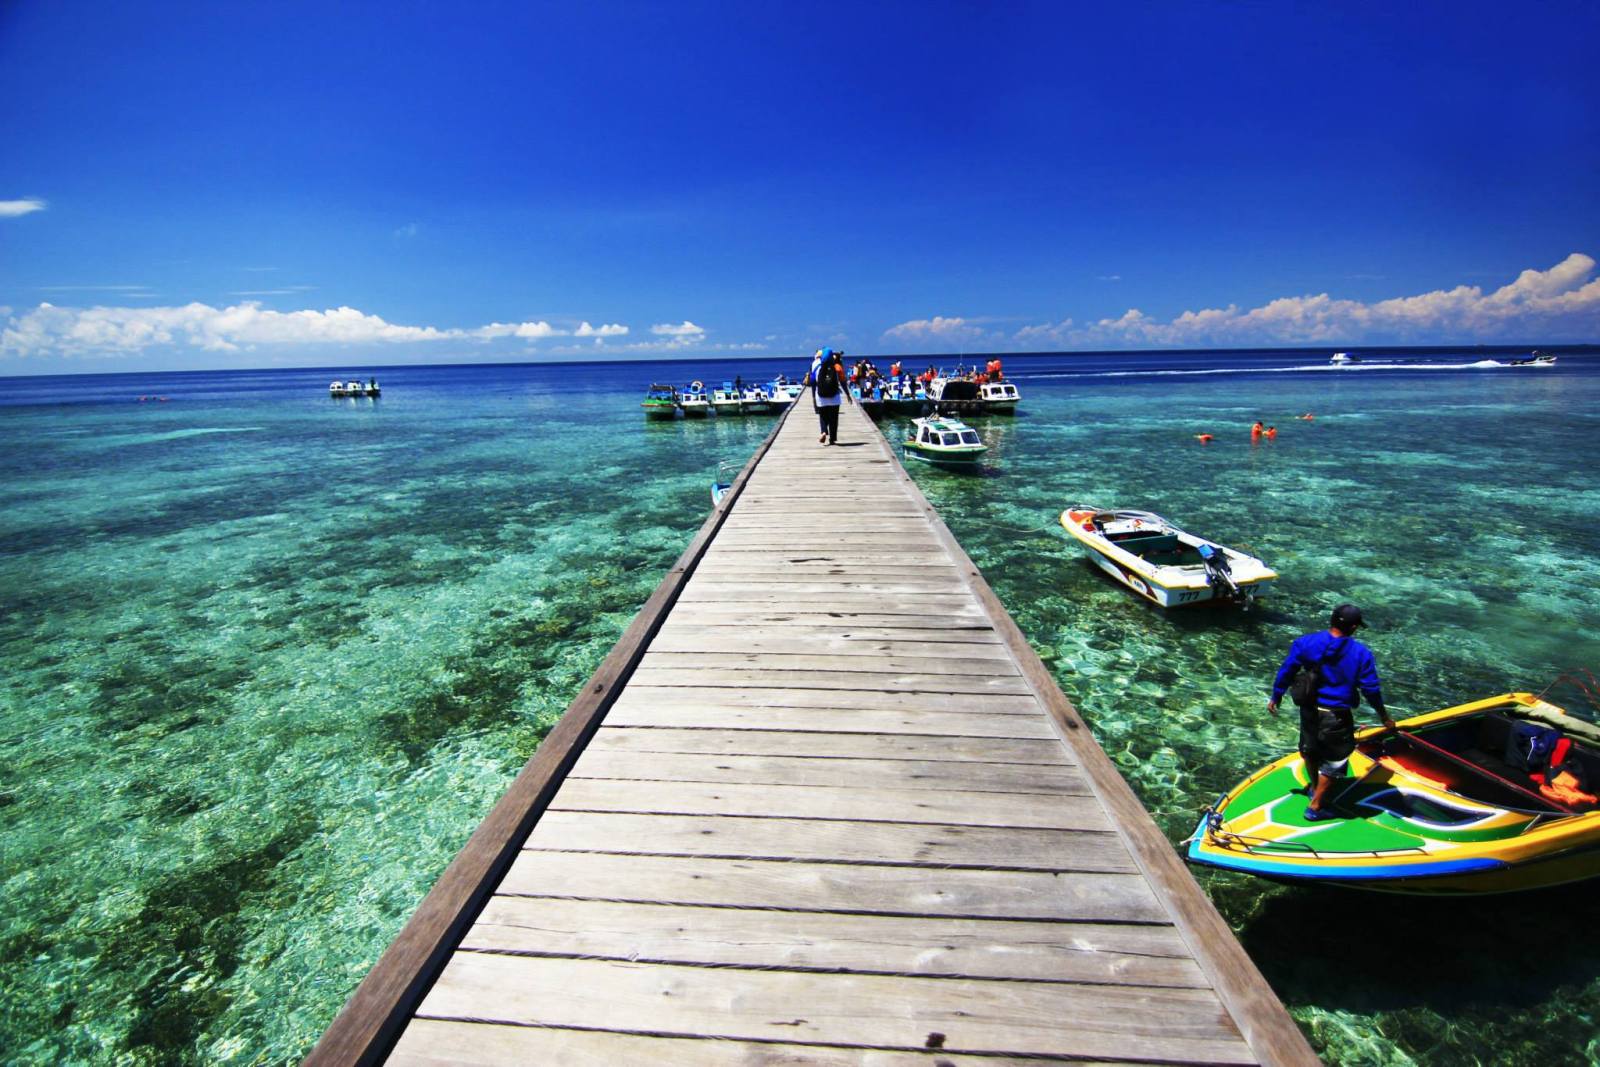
[
  {"x1": 0, "y1": 198, "x2": 46, "y2": 218},
  {"x1": 883, "y1": 315, "x2": 986, "y2": 343},
  {"x1": 1097, "y1": 274, "x2": 1122, "y2": 282},
  {"x1": 471, "y1": 320, "x2": 563, "y2": 340},
  {"x1": 651, "y1": 320, "x2": 705, "y2": 337},
  {"x1": 1007, "y1": 253, "x2": 1600, "y2": 349},
  {"x1": 392, "y1": 222, "x2": 419, "y2": 241},
  {"x1": 0, "y1": 300, "x2": 664, "y2": 360},
  {"x1": 574, "y1": 321, "x2": 628, "y2": 337}
]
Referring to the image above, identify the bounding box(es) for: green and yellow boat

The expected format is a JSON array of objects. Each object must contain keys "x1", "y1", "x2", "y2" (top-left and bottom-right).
[
  {"x1": 641, "y1": 383, "x2": 679, "y2": 420},
  {"x1": 1187, "y1": 693, "x2": 1600, "y2": 894}
]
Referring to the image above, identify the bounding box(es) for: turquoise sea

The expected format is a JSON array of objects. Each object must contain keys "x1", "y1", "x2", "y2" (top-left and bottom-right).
[{"x1": 2, "y1": 348, "x2": 1597, "y2": 1064}]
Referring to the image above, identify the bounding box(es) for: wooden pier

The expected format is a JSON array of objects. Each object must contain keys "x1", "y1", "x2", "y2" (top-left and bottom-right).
[{"x1": 310, "y1": 395, "x2": 1317, "y2": 1066}]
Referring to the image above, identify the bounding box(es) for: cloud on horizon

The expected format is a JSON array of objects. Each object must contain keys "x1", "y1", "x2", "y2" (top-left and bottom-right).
[
  {"x1": 0, "y1": 198, "x2": 47, "y2": 218},
  {"x1": 885, "y1": 254, "x2": 1600, "y2": 351},
  {"x1": 0, "y1": 302, "x2": 647, "y2": 359}
]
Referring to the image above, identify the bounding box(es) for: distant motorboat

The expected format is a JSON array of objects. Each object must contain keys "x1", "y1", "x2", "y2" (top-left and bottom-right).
[
  {"x1": 739, "y1": 384, "x2": 774, "y2": 414},
  {"x1": 710, "y1": 381, "x2": 743, "y2": 414},
  {"x1": 1509, "y1": 351, "x2": 1557, "y2": 367},
  {"x1": 330, "y1": 378, "x2": 380, "y2": 397},
  {"x1": 979, "y1": 380, "x2": 1020, "y2": 413},
  {"x1": 1329, "y1": 352, "x2": 1359, "y2": 366}
]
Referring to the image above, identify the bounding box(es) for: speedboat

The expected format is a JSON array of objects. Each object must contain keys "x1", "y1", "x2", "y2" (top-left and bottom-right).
[
  {"x1": 710, "y1": 381, "x2": 743, "y2": 414},
  {"x1": 679, "y1": 381, "x2": 711, "y2": 417},
  {"x1": 768, "y1": 376, "x2": 803, "y2": 406},
  {"x1": 710, "y1": 460, "x2": 739, "y2": 507},
  {"x1": 885, "y1": 379, "x2": 929, "y2": 414},
  {"x1": 739, "y1": 384, "x2": 774, "y2": 413},
  {"x1": 641, "y1": 383, "x2": 679, "y2": 419},
  {"x1": 904, "y1": 416, "x2": 986, "y2": 465},
  {"x1": 1329, "y1": 351, "x2": 1359, "y2": 366},
  {"x1": 852, "y1": 381, "x2": 886, "y2": 420},
  {"x1": 1058, "y1": 506, "x2": 1276, "y2": 608},
  {"x1": 979, "y1": 380, "x2": 1020, "y2": 413},
  {"x1": 1509, "y1": 351, "x2": 1557, "y2": 367},
  {"x1": 1187, "y1": 693, "x2": 1600, "y2": 894},
  {"x1": 329, "y1": 380, "x2": 346, "y2": 397}
]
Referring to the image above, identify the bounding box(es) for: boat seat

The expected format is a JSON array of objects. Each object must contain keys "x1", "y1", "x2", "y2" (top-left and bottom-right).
[
  {"x1": 1109, "y1": 532, "x2": 1180, "y2": 555},
  {"x1": 1475, "y1": 712, "x2": 1600, "y2": 810}
]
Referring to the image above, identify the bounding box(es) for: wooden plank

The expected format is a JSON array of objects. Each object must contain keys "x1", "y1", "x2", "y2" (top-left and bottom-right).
[
  {"x1": 683, "y1": 579, "x2": 973, "y2": 595},
  {"x1": 548, "y1": 778, "x2": 1111, "y2": 830},
  {"x1": 524, "y1": 811, "x2": 1134, "y2": 872},
  {"x1": 391, "y1": 1019, "x2": 1093, "y2": 1067},
  {"x1": 660, "y1": 600, "x2": 988, "y2": 619},
  {"x1": 465, "y1": 897, "x2": 1207, "y2": 987},
  {"x1": 587, "y1": 727, "x2": 1074, "y2": 765},
  {"x1": 303, "y1": 394, "x2": 807, "y2": 1066},
  {"x1": 611, "y1": 684, "x2": 1040, "y2": 712},
  {"x1": 498, "y1": 850, "x2": 1163, "y2": 922},
  {"x1": 637, "y1": 650, "x2": 1020, "y2": 675},
  {"x1": 416, "y1": 954, "x2": 1253, "y2": 1064},
  {"x1": 601, "y1": 706, "x2": 1057, "y2": 738},
  {"x1": 569, "y1": 748, "x2": 1088, "y2": 793},
  {"x1": 626, "y1": 667, "x2": 1034, "y2": 695},
  {"x1": 649, "y1": 627, "x2": 1006, "y2": 649}
]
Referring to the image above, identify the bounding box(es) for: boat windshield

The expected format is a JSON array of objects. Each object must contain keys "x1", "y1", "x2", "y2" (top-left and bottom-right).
[{"x1": 959, "y1": 431, "x2": 980, "y2": 444}]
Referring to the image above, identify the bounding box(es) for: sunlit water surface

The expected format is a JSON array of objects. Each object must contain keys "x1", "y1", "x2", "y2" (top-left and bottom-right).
[{"x1": 1, "y1": 350, "x2": 1596, "y2": 1063}]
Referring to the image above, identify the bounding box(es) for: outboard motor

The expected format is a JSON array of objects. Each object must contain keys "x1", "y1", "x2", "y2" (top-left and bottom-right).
[{"x1": 1197, "y1": 543, "x2": 1240, "y2": 600}]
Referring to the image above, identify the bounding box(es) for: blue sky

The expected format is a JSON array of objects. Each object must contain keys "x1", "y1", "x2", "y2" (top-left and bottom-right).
[{"x1": 2, "y1": 1, "x2": 1598, "y2": 372}]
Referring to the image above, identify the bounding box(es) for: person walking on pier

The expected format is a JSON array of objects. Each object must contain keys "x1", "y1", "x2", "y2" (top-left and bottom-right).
[
  {"x1": 813, "y1": 348, "x2": 851, "y2": 444},
  {"x1": 1266, "y1": 603, "x2": 1396, "y2": 820}
]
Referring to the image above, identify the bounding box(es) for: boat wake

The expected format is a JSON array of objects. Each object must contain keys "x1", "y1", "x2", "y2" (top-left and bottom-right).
[{"x1": 1021, "y1": 359, "x2": 1553, "y2": 382}]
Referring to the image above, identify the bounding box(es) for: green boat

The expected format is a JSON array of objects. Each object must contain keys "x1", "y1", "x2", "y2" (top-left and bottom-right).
[
  {"x1": 641, "y1": 383, "x2": 679, "y2": 419},
  {"x1": 904, "y1": 415, "x2": 986, "y2": 465}
]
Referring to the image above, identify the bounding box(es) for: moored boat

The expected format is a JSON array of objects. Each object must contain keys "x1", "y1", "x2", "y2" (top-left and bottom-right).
[
  {"x1": 979, "y1": 379, "x2": 1020, "y2": 413},
  {"x1": 1187, "y1": 693, "x2": 1600, "y2": 894},
  {"x1": 1058, "y1": 506, "x2": 1276, "y2": 608},
  {"x1": 679, "y1": 380, "x2": 711, "y2": 417},
  {"x1": 641, "y1": 383, "x2": 679, "y2": 419},
  {"x1": 904, "y1": 415, "x2": 986, "y2": 465},
  {"x1": 739, "y1": 384, "x2": 774, "y2": 413},
  {"x1": 710, "y1": 381, "x2": 743, "y2": 414}
]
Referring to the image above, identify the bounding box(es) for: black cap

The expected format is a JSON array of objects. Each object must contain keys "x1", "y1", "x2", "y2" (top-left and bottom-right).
[{"x1": 1331, "y1": 603, "x2": 1365, "y2": 631}]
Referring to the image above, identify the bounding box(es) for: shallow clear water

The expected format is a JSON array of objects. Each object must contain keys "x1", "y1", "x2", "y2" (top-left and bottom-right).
[{"x1": 1, "y1": 350, "x2": 1597, "y2": 1063}]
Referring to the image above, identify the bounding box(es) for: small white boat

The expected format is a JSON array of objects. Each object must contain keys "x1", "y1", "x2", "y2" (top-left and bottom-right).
[
  {"x1": 740, "y1": 384, "x2": 774, "y2": 413},
  {"x1": 679, "y1": 381, "x2": 711, "y2": 417},
  {"x1": 710, "y1": 382, "x2": 743, "y2": 414},
  {"x1": 1058, "y1": 506, "x2": 1276, "y2": 608},
  {"x1": 979, "y1": 380, "x2": 1020, "y2": 413},
  {"x1": 1330, "y1": 351, "x2": 1359, "y2": 366},
  {"x1": 329, "y1": 380, "x2": 346, "y2": 397},
  {"x1": 768, "y1": 376, "x2": 803, "y2": 405},
  {"x1": 1509, "y1": 351, "x2": 1557, "y2": 367},
  {"x1": 904, "y1": 415, "x2": 986, "y2": 465}
]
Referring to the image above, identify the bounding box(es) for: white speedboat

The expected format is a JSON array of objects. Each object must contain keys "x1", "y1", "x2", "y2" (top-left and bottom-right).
[
  {"x1": 1330, "y1": 351, "x2": 1359, "y2": 366},
  {"x1": 710, "y1": 381, "x2": 743, "y2": 414},
  {"x1": 740, "y1": 384, "x2": 774, "y2": 413},
  {"x1": 329, "y1": 380, "x2": 346, "y2": 397},
  {"x1": 1059, "y1": 506, "x2": 1276, "y2": 608},
  {"x1": 904, "y1": 416, "x2": 986, "y2": 465},
  {"x1": 679, "y1": 381, "x2": 711, "y2": 417},
  {"x1": 979, "y1": 380, "x2": 1020, "y2": 413}
]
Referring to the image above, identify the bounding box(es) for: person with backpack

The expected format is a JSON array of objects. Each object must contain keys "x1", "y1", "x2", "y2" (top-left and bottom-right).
[
  {"x1": 812, "y1": 348, "x2": 851, "y2": 444},
  {"x1": 1266, "y1": 603, "x2": 1397, "y2": 820}
]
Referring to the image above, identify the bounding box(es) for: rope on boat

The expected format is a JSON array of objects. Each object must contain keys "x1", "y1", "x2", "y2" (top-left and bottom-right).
[{"x1": 1535, "y1": 668, "x2": 1600, "y2": 712}]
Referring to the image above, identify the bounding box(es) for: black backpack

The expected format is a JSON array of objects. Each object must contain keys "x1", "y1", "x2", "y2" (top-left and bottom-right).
[{"x1": 816, "y1": 360, "x2": 841, "y2": 398}]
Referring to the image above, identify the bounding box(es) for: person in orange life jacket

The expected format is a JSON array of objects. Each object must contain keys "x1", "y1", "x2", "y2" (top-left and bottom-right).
[
  {"x1": 1267, "y1": 604, "x2": 1397, "y2": 820},
  {"x1": 1251, "y1": 421, "x2": 1264, "y2": 440},
  {"x1": 1265, "y1": 425, "x2": 1277, "y2": 440}
]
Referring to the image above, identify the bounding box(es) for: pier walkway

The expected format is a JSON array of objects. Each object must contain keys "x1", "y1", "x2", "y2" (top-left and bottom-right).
[{"x1": 311, "y1": 395, "x2": 1316, "y2": 1065}]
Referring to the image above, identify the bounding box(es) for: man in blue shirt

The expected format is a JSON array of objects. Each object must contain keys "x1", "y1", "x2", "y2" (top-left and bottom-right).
[{"x1": 1267, "y1": 603, "x2": 1397, "y2": 820}]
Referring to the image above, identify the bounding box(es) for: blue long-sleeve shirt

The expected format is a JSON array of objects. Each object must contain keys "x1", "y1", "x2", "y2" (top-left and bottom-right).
[{"x1": 1271, "y1": 630, "x2": 1386, "y2": 712}]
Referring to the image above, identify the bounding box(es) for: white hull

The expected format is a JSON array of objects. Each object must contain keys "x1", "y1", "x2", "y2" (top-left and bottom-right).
[{"x1": 1060, "y1": 507, "x2": 1276, "y2": 608}]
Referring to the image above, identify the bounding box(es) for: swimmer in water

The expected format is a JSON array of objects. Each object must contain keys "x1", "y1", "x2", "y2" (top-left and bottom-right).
[
  {"x1": 1196, "y1": 433, "x2": 1215, "y2": 443},
  {"x1": 1298, "y1": 413, "x2": 1315, "y2": 420},
  {"x1": 1265, "y1": 425, "x2": 1277, "y2": 440},
  {"x1": 1251, "y1": 421, "x2": 1264, "y2": 439}
]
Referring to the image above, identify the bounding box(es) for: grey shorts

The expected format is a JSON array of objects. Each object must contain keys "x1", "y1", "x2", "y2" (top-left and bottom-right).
[{"x1": 1299, "y1": 704, "x2": 1355, "y2": 777}]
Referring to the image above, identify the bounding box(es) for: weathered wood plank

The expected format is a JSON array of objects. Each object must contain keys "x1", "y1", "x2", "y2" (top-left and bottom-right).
[
  {"x1": 570, "y1": 748, "x2": 1087, "y2": 793},
  {"x1": 638, "y1": 650, "x2": 1020, "y2": 675},
  {"x1": 626, "y1": 667, "x2": 1033, "y2": 695},
  {"x1": 497, "y1": 850, "x2": 1163, "y2": 921},
  {"x1": 600, "y1": 705, "x2": 1057, "y2": 738},
  {"x1": 416, "y1": 954, "x2": 1253, "y2": 1063},
  {"x1": 611, "y1": 684, "x2": 1040, "y2": 712},
  {"x1": 525, "y1": 811, "x2": 1133, "y2": 872},
  {"x1": 587, "y1": 727, "x2": 1075, "y2": 765},
  {"x1": 548, "y1": 778, "x2": 1111, "y2": 830},
  {"x1": 464, "y1": 897, "x2": 1207, "y2": 987},
  {"x1": 391, "y1": 1019, "x2": 1095, "y2": 1067}
]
